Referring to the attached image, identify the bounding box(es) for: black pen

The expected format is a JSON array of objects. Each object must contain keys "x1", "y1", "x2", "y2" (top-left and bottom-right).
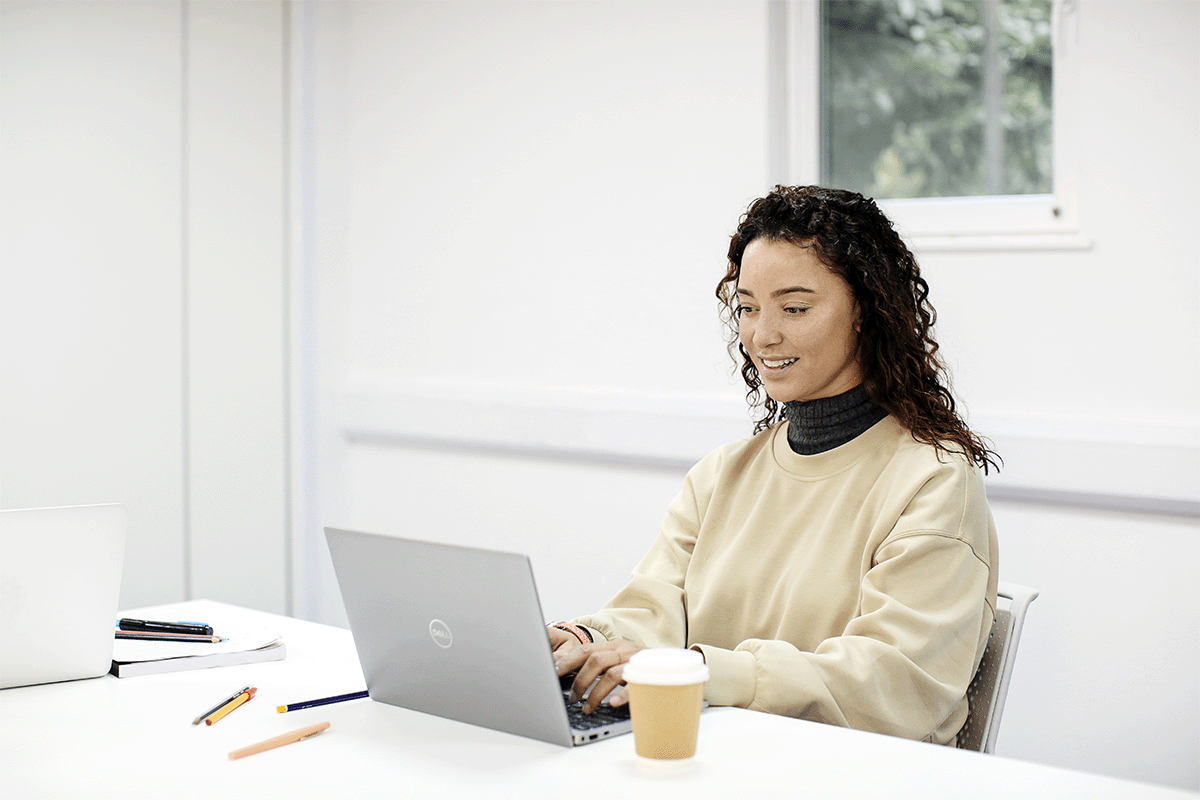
[{"x1": 118, "y1": 618, "x2": 214, "y2": 637}]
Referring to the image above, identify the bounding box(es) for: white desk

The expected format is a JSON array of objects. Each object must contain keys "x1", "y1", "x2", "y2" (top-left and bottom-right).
[{"x1": 1, "y1": 600, "x2": 1191, "y2": 799}]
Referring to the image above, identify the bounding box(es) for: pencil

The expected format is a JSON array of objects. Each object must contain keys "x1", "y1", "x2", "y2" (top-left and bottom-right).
[
  {"x1": 192, "y1": 684, "x2": 253, "y2": 725},
  {"x1": 205, "y1": 687, "x2": 257, "y2": 725},
  {"x1": 116, "y1": 631, "x2": 222, "y2": 643},
  {"x1": 276, "y1": 690, "x2": 369, "y2": 713},
  {"x1": 228, "y1": 721, "x2": 331, "y2": 760}
]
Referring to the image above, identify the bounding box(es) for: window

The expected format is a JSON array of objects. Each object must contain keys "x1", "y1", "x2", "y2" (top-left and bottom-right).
[
  {"x1": 821, "y1": 0, "x2": 1052, "y2": 200},
  {"x1": 774, "y1": 0, "x2": 1085, "y2": 249}
]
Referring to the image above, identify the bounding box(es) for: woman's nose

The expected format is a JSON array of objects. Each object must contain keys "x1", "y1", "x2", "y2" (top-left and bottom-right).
[{"x1": 751, "y1": 311, "x2": 782, "y2": 347}]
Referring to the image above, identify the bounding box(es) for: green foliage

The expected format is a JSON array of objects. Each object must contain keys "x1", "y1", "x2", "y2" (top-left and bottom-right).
[{"x1": 821, "y1": 0, "x2": 1052, "y2": 199}]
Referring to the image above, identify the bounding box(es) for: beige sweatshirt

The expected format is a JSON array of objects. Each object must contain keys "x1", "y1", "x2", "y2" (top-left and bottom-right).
[{"x1": 574, "y1": 416, "x2": 998, "y2": 745}]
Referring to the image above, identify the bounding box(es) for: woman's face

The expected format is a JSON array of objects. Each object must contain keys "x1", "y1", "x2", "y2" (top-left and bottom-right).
[{"x1": 735, "y1": 237, "x2": 862, "y2": 404}]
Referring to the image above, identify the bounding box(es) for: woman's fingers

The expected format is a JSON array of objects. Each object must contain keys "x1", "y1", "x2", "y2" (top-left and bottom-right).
[
  {"x1": 580, "y1": 662, "x2": 627, "y2": 714},
  {"x1": 568, "y1": 640, "x2": 642, "y2": 712},
  {"x1": 548, "y1": 627, "x2": 586, "y2": 676},
  {"x1": 569, "y1": 646, "x2": 622, "y2": 702}
]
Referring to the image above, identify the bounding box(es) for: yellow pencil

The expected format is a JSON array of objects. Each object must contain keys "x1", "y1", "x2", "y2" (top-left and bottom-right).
[
  {"x1": 228, "y1": 721, "x2": 331, "y2": 760},
  {"x1": 205, "y1": 686, "x2": 256, "y2": 725}
]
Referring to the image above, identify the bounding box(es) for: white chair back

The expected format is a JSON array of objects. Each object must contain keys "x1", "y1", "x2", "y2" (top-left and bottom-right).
[{"x1": 956, "y1": 581, "x2": 1039, "y2": 753}]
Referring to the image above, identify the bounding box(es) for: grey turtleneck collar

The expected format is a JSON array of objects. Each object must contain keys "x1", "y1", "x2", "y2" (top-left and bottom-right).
[{"x1": 782, "y1": 385, "x2": 889, "y2": 455}]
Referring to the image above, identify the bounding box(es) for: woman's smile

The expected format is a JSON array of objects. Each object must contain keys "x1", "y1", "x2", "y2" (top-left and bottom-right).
[{"x1": 760, "y1": 357, "x2": 798, "y2": 371}]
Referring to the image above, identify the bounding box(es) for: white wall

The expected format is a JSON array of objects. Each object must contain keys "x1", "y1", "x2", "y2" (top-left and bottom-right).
[
  {"x1": 0, "y1": 0, "x2": 187, "y2": 606},
  {"x1": 185, "y1": 0, "x2": 290, "y2": 613},
  {"x1": 297, "y1": 0, "x2": 1199, "y2": 792},
  {"x1": 0, "y1": 0, "x2": 290, "y2": 613}
]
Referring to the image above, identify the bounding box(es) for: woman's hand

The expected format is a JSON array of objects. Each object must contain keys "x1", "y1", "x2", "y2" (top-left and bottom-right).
[
  {"x1": 559, "y1": 637, "x2": 644, "y2": 714},
  {"x1": 547, "y1": 625, "x2": 585, "y2": 675}
]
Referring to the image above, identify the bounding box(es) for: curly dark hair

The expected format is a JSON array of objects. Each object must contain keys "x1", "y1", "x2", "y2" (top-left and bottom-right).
[{"x1": 717, "y1": 185, "x2": 1000, "y2": 473}]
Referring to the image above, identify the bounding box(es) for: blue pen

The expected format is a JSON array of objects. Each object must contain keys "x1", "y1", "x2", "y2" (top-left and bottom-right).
[{"x1": 277, "y1": 690, "x2": 369, "y2": 713}]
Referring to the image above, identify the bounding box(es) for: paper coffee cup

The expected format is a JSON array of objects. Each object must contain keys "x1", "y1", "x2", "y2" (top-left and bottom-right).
[{"x1": 623, "y1": 648, "x2": 709, "y2": 763}]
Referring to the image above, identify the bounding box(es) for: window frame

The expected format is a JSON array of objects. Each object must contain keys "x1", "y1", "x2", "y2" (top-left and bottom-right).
[{"x1": 773, "y1": 0, "x2": 1087, "y2": 252}]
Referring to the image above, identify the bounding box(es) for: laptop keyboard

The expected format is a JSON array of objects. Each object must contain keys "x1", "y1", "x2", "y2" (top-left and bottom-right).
[{"x1": 564, "y1": 694, "x2": 631, "y2": 730}]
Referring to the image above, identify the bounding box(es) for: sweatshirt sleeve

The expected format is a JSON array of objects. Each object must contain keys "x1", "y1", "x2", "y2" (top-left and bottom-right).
[{"x1": 695, "y1": 465, "x2": 996, "y2": 743}]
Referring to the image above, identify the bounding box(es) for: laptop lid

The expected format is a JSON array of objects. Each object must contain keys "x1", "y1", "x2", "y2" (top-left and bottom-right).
[
  {"x1": 325, "y1": 526, "x2": 613, "y2": 747},
  {"x1": 0, "y1": 503, "x2": 127, "y2": 689}
]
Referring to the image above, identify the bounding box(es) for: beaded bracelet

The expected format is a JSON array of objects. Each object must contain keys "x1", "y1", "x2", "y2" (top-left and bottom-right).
[{"x1": 548, "y1": 620, "x2": 593, "y2": 645}]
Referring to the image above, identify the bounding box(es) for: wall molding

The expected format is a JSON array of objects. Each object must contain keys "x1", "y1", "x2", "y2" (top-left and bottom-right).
[
  {"x1": 342, "y1": 378, "x2": 751, "y2": 472},
  {"x1": 342, "y1": 378, "x2": 1200, "y2": 518}
]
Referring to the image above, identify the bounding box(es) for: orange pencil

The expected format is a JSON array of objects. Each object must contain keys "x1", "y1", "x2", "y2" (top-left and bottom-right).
[
  {"x1": 228, "y1": 721, "x2": 331, "y2": 760},
  {"x1": 205, "y1": 686, "x2": 257, "y2": 725}
]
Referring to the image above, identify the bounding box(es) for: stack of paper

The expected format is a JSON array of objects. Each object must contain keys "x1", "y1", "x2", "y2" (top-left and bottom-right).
[{"x1": 110, "y1": 613, "x2": 286, "y2": 678}]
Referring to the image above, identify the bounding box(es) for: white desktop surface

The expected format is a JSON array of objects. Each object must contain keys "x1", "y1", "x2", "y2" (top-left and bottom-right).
[{"x1": 0, "y1": 600, "x2": 1190, "y2": 800}]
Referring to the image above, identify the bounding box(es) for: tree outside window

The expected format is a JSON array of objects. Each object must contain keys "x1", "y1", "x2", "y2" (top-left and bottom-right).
[{"x1": 821, "y1": 0, "x2": 1053, "y2": 200}]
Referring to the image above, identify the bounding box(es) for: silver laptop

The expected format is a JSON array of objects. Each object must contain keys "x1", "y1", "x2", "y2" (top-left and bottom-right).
[
  {"x1": 0, "y1": 503, "x2": 127, "y2": 689},
  {"x1": 325, "y1": 526, "x2": 633, "y2": 747}
]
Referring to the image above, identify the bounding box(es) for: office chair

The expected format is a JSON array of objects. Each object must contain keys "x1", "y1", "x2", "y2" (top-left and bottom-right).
[{"x1": 956, "y1": 581, "x2": 1039, "y2": 754}]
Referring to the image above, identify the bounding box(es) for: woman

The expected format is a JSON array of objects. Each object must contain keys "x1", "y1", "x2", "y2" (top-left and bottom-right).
[{"x1": 549, "y1": 185, "x2": 1000, "y2": 745}]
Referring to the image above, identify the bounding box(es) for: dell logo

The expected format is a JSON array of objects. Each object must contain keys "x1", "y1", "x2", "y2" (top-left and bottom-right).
[{"x1": 428, "y1": 619, "x2": 453, "y2": 648}]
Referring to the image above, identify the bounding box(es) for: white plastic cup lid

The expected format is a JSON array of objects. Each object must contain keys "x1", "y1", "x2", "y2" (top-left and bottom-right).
[{"x1": 623, "y1": 648, "x2": 709, "y2": 686}]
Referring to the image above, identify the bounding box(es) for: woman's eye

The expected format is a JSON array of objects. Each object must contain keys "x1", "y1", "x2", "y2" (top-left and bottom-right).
[
  {"x1": 734, "y1": 306, "x2": 754, "y2": 318},
  {"x1": 785, "y1": 306, "x2": 809, "y2": 314}
]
